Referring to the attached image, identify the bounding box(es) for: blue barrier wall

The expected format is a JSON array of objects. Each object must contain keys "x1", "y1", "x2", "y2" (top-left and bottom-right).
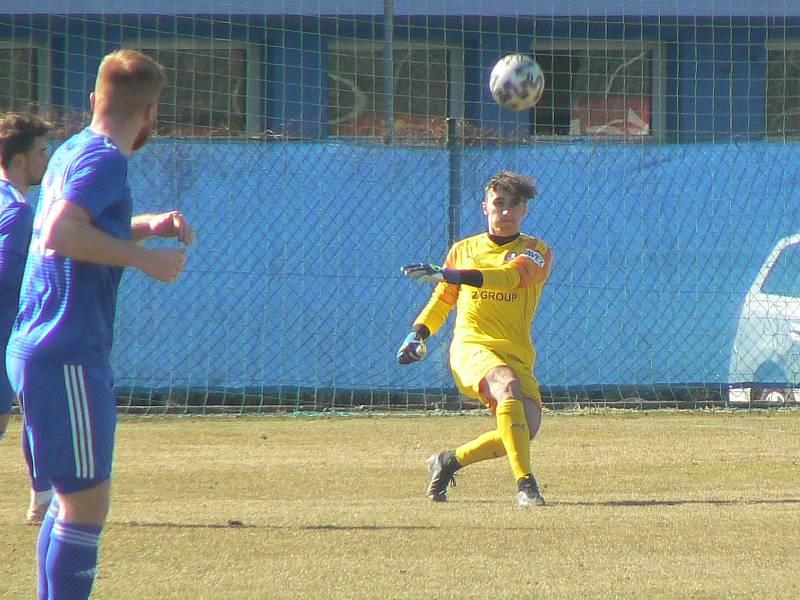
[
  {"x1": 114, "y1": 140, "x2": 800, "y2": 391},
  {"x1": 116, "y1": 140, "x2": 454, "y2": 391},
  {"x1": 460, "y1": 143, "x2": 800, "y2": 387}
]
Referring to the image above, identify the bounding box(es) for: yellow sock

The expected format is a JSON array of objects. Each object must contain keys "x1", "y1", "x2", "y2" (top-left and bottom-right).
[
  {"x1": 455, "y1": 430, "x2": 506, "y2": 467},
  {"x1": 495, "y1": 399, "x2": 531, "y2": 481}
]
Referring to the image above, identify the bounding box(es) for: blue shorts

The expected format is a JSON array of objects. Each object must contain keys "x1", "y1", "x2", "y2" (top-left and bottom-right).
[{"x1": 7, "y1": 356, "x2": 117, "y2": 494}]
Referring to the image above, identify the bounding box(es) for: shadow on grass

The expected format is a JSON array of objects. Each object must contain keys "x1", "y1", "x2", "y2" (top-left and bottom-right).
[
  {"x1": 113, "y1": 520, "x2": 439, "y2": 531},
  {"x1": 551, "y1": 498, "x2": 800, "y2": 507},
  {"x1": 449, "y1": 497, "x2": 800, "y2": 508},
  {"x1": 110, "y1": 497, "x2": 800, "y2": 530}
]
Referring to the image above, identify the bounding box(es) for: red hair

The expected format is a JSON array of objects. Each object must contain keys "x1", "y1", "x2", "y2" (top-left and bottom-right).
[{"x1": 94, "y1": 49, "x2": 166, "y2": 116}]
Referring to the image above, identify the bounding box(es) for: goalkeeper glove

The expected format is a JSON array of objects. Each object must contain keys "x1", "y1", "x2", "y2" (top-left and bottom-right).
[
  {"x1": 396, "y1": 331, "x2": 427, "y2": 364},
  {"x1": 401, "y1": 263, "x2": 446, "y2": 283}
]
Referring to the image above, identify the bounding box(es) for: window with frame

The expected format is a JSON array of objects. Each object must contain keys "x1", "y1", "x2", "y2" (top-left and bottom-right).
[
  {"x1": 761, "y1": 243, "x2": 800, "y2": 298},
  {"x1": 140, "y1": 43, "x2": 253, "y2": 137},
  {"x1": 328, "y1": 44, "x2": 450, "y2": 141},
  {"x1": 531, "y1": 44, "x2": 656, "y2": 138},
  {"x1": 0, "y1": 44, "x2": 43, "y2": 112},
  {"x1": 766, "y1": 46, "x2": 800, "y2": 139}
]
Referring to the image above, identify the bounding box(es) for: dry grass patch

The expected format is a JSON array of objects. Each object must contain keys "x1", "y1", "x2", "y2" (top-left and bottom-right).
[{"x1": 1, "y1": 411, "x2": 798, "y2": 599}]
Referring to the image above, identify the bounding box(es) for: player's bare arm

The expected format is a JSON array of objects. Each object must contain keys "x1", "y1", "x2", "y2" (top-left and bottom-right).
[
  {"x1": 42, "y1": 199, "x2": 187, "y2": 282},
  {"x1": 131, "y1": 210, "x2": 196, "y2": 244}
]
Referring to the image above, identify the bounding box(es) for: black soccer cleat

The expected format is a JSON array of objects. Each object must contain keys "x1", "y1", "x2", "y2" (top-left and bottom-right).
[
  {"x1": 426, "y1": 451, "x2": 458, "y2": 502},
  {"x1": 517, "y1": 474, "x2": 546, "y2": 507}
]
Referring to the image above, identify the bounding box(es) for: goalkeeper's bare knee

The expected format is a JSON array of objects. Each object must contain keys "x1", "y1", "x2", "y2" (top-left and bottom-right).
[{"x1": 484, "y1": 365, "x2": 523, "y2": 402}]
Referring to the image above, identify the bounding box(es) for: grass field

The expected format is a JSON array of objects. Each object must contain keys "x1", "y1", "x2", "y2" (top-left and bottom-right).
[{"x1": 1, "y1": 410, "x2": 799, "y2": 599}]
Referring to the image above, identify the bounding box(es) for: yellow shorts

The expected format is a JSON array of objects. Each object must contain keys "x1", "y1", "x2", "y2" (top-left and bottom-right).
[{"x1": 449, "y1": 342, "x2": 542, "y2": 408}]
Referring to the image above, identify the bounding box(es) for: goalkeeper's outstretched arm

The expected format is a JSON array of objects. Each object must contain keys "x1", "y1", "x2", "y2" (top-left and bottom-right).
[{"x1": 402, "y1": 245, "x2": 552, "y2": 291}]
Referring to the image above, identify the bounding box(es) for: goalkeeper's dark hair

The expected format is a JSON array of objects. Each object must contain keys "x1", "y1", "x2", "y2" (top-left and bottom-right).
[
  {"x1": 0, "y1": 112, "x2": 51, "y2": 170},
  {"x1": 484, "y1": 170, "x2": 538, "y2": 204}
]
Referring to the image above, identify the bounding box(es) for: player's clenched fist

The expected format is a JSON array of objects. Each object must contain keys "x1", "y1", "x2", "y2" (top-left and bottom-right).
[
  {"x1": 141, "y1": 247, "x2": 187, "y2": 282},
  {"x1": 147, "y1": 210, "x2": 196, "y2": 245},
  {"x1": 396, "y1": 331, "x2": 427, "y2": 364}
]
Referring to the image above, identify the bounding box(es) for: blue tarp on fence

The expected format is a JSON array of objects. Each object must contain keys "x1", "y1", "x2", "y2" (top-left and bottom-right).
[{"x1": 113, "y1": 139, "x2": 800, "y2": 392}]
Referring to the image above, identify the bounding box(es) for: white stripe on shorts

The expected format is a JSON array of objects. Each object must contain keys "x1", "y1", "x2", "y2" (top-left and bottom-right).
[
  {"x1": 74, "y1": 365, "x2": 95, "y2": 478},
  {"x1": 63, "y1": 365, "x2": 95, "y2": 479}
]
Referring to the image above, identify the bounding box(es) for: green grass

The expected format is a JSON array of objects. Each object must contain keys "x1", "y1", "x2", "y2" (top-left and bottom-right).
[{"x1": 1, "y1": 410, "x2": 799, "y2": 599}]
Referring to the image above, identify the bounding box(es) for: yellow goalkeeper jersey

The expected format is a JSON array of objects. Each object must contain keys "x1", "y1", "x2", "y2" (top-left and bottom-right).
[{"x1": 414, "y1": 232, "x2": 552, "y2": 369}]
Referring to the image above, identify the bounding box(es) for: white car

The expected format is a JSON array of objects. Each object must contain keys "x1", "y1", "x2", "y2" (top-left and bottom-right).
[{"x1": 729, "y1": 233, "x2": 800, "y2": 404}]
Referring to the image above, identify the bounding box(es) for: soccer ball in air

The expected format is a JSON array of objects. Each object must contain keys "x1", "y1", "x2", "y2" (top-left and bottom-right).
[{"x1": 489, "y1": 54, "x2": 545, "y2": 111}]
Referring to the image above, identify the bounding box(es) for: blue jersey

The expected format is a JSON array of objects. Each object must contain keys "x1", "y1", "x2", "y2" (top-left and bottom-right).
[
  {"x1": 0, "y1": 179, "x2": 34, "y2": 343},
  {"x1": 8, "y1": 128, "x2": 133, "y2": 363}
]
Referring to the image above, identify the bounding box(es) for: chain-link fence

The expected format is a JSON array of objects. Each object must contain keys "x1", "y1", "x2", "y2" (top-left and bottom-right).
[{"x1": 2, "y1": 3, "x2": 800, "y2": 412}]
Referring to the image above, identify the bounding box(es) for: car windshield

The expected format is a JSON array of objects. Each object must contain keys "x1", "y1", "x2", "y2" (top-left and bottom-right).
[{"x1": 762, "y1": 242, "x2": 800, "y2": 298}]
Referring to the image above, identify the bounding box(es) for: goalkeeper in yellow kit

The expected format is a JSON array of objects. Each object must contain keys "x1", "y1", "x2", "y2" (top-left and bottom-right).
[{"x1": 397, "y1": 170, "x2": 552, "y2": 507}]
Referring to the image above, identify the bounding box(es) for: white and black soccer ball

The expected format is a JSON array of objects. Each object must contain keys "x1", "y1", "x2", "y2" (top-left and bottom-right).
[{"x1": 489, "y1": 54, "x2": 545, "y2": 111}]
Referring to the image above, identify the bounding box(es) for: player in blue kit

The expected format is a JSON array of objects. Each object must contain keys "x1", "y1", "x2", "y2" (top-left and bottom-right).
[
  {"x1": 6, "y1": 49, "x2": 196, "y2": 600},
  {"x1": 0, "y1": 112, "x2": 54, "y2": 523}
]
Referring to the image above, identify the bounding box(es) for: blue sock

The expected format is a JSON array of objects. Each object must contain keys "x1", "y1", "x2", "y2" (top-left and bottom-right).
[
  {"x1": 36, "y1": 499, "x2": 59, "y2": 600},
  {"x1": 46, "y1": 520, "x2": 102, "y2": 600}
]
